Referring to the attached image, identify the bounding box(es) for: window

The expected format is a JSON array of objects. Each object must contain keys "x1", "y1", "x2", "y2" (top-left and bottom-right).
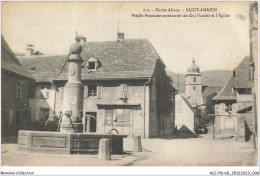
[
  {"x1": 16, "y1": 82, "x2": 23, "y2": 98},
  {"x1": 193, "y1": 86, "x2": 196, "y2": 90},
  {"x1": 88, "y1": 62, "x2": 96, "y2": 70},
  {"x1": 30, "y1": 86, "x2": 35, "y2": 98},
  {"x1": 176, "y1": 100, "x2": 182, "y2": 113},
  {"x1": 227, "y1": 104, "x2": 233, "y2": 112},
  {"x1": 84, "y1": 85, "x2": 102, "y2": 99},
  {"x1": 88, "y1": 85, "x2": 97, "y2": 97},
  {"x1": 119, "y1": 84, "x2": 129, "y2": 100},
  {"x1": 40, "y1": 108, "x2": 50, "y2": 121},
  {"x1": 60, "y1": 87, "x2": 64, "y2": 99},
  {"x1": 105, "y1": 109, "x2": 113, "y2": 126},
  {"x1": 194, "y1": 77, "x2": 196, "y2": 82},
  {"x1": 115, "y1": 109, "x2": 130, "y2": 126},
  {"x1": 220, "y1": 103, "x2": 226, "y2": 113}
]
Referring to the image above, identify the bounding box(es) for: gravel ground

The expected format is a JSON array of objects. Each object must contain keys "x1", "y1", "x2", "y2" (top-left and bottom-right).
[
  {"x1": 1, "y1": 134, "x2": 257, "y2": 166},
  {"x1": 126, "y1": 135, "x2": 257, "y2": 166}
]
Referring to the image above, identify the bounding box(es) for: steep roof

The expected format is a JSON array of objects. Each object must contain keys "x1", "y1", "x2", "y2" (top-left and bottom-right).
[
  {"x1": 18, "y1": 39, "x2": 163, "y2": 82},
  {"x1": 202, "y1": 86, "x2": 222, "y2": 103},
  {"x1": 213, "y1": 57, "x2": 251, "y2": 101},
  {"x1": 1, "y1": 35, "x2": 33, "y2": 79},
  {"x1": 176, "y1": 92, "x2": 195, "y2": 113}
]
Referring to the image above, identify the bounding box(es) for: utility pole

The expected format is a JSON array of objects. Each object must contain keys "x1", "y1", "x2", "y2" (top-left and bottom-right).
[
  {"x1": 249, "y1": 2, "x2": 258, "y2": 149},
  {"x1": 177, "y1": 70, "x2": 179, "y2": 92}
]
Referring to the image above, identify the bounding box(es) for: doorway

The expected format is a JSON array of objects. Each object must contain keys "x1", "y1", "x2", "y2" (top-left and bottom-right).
[
  {"x1": 85, "y1": 112, "x2": 97, "y2": 132},
  {"x1": 15, "y1": 111, "x2": 22, "y2": 135}
]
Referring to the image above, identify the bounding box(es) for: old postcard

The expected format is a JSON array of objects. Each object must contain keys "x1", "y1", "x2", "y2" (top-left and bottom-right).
[{"x1": 1, "y1": 1, "x2": 258, "y2": 175}]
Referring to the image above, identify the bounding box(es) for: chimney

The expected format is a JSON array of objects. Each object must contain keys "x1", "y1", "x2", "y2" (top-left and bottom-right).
[
  {"x1": 117, "y1": 32, "x2": 125, "y2": 41},
  {"x1": 26, "y1": 44, "x2": 35, "y2": 56},
  {"x1": 26, "y1": 48, "x2": 34, "y2": 56}
]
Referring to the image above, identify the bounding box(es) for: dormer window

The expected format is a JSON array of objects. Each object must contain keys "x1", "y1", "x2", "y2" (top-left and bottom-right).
[{"x1": 86, "y1": 56, "x2": 101, "y2": 71}]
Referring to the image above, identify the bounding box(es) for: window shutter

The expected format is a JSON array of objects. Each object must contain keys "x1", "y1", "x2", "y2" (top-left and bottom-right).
[
  {"x1": 97, "y1": 85, "x2": 102, "y2": 99},
  {"x1": 60, "y1": 87, "x2": 64, "y2": 99},
  {"x1": 16, "y1": 83, "x2": 19, "y2": 98},
  {"x1": 118, "y1": 84, "x2": 123, "y2": 99},
  {"x1": 21, "y1": 83, "x2": 23, "y2": 98},
  {"x1": 84, "y1": 86, "x2": 88, "y2": 98},
  {"x1": 123, "y1": 84, "x2": 129, "y2": 98},
  {"x1": 45, "y1": 86, "x2": 50, "y2": 98}
]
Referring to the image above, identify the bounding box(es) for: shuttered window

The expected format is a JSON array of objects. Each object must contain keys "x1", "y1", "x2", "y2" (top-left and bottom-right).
[
  {"x1": 118, "y1": 84, "x2": 130, "y2": 99},
  {"x1": 84, "y1": 85, "x2": 102, "y2": 99},
  {"x1": 88, "y1": 85, "x2": 97, "y2": 97}
]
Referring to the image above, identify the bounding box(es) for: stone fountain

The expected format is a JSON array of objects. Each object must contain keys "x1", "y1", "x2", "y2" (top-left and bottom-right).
[{"x1": 18, "y1": 36, "x2": 127, "y2": 154}]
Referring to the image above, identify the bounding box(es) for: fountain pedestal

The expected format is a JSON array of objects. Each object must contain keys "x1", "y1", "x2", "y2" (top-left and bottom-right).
[{"x1": 60, "y1": 43, "x2": 84, "y2": 133}]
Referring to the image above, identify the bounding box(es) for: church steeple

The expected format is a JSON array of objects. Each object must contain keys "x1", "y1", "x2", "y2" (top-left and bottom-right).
[
  {"x1": 187, "y1": 58, "x2": 200, "y2": 73},
  {"x1": 185, "y1": 59, "x2": 203, "y2": 107}
]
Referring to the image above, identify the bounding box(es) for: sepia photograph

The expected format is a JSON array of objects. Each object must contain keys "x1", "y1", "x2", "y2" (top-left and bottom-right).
[{"x1": 1, "y1": 1, "x2": 259, "y2": 175}]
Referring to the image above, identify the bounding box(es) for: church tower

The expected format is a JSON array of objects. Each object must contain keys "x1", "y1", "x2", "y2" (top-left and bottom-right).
[{"x1": 185, "y1": 59, "x2": 203, "y2": 107}]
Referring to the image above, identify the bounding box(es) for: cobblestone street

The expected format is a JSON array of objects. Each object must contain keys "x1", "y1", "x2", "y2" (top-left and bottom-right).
[{"x1": 1, "y1": 133, "x2": 257, "y2": 166}]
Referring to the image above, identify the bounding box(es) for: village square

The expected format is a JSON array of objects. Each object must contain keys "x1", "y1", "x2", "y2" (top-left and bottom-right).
[{"x1": 0, "y1": 1, "x2": 258, "y2": 173}]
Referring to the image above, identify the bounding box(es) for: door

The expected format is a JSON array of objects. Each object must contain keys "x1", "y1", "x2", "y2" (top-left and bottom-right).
[
  {"x1": 114, "y1": 108, "x2": 131, "y2": 135},
  {"x1": 40, "y1": 108, "x2": 50, "y2": 129},
  {"x1": 40, "y1": 108, "x2": 50, "y2": 121},
  {"x1": 15, "y1": 111, "x2": 22, "y2": 134},
  {"x1": 85, "y1": 112, "x2": 97, "y2": 132}
]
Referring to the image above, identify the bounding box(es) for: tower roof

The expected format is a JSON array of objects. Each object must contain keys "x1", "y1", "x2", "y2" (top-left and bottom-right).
[{"x1": 187, "y1": 58, "x2": 200, "y2": 73}]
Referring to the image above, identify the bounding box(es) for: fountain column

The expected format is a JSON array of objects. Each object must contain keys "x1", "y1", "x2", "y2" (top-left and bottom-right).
[{"x1": 60, "y1": 37, "x2": 84, "y2": 133}]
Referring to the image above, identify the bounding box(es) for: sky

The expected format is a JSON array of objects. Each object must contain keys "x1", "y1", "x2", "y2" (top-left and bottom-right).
[{"x1": 2, "y1": 1, "x2": 251, "y2": 73}]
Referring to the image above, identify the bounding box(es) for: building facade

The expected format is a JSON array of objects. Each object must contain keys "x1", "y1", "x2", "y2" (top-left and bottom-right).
[
  {"x1": 213, "y1": 57, "x2": 253, "y2": 137},
  {"x1": 1, "y1": 36, "x2": 35, "y2": 136},
  {"x1": 18, "y1": 37, "x2": 175, "y2": 138},
  {"x1": 175, "y1": 93, "x2": 195, "y2": 134}
]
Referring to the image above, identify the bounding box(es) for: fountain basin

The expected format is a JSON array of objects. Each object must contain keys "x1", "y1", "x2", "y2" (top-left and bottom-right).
[{"x1": 18, "y1": 130, "x2": 127, "y2": 154}]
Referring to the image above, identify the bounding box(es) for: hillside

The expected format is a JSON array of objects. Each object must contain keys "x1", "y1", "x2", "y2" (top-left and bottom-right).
[{"x1": 166, "y1": 70, "x2": 232, "y2": 93}]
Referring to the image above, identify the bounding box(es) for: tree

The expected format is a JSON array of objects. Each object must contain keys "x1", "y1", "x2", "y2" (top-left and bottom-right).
[
  {"x1": 156, "y1": 74, "x2": 174, "y2": 115},
  {"x1": 203, "y1": 92, "x2": 217, "y2": 125}
]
